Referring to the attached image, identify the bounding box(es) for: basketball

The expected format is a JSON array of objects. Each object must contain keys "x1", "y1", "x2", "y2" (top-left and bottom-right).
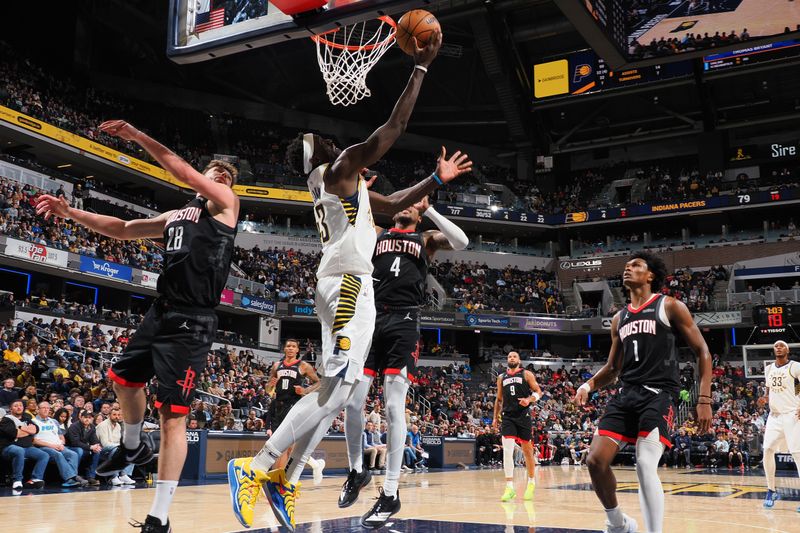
[{"x1": 395, "y1": 10, "x2": 441, "y2": 55}]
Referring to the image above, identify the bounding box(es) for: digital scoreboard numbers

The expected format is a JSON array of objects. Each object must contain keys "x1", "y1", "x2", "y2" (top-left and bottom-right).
[{"x1": 754, "y1": 305, "x2": 799, "y2": 341}]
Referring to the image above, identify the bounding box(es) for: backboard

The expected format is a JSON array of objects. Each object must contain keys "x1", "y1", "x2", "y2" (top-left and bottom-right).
[
  {"x1": 167, "y1": 0, "x2": 430, "y2": 64},
  {"x1": 742, "y1": 343, "x2": 800, "y2": 379}
]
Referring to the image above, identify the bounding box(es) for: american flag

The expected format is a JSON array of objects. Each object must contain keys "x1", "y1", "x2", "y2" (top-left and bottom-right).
[{"x1": 195, "y1": 7, "x2": 224, "y2": 33}]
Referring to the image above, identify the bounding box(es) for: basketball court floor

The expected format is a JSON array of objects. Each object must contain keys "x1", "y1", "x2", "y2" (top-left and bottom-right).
[{"x1": 4, "y1": 466, "x2": 799, "y2": 532}]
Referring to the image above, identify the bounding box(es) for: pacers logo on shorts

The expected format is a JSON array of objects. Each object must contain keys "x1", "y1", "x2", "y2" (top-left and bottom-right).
[{"x1": 335, "y1": 336, "x2": 351, "y2": 354}]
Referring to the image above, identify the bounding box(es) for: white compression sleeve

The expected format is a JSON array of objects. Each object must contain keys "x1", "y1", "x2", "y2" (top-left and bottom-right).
[
  {"x1": 502, "y1": 437, "x2": 516, "y2": 480},
  {"x1": 252, "y1": 376, "x2": 352, "y2": 473},
  {"x1": 382, "y1": 374, "x2": 410, "y2": 498},
  {"x1": 344, "y1": 377, "x2": 373, "y2": 473},
  {"x1": 635, "y1": 430, "x2": 666, "y2": 533},
  {"x1": 764, "y1": 447, "x2": 777, "y2": 491},
  {"x1": 424, "y1": 207, "x2": 468, "y2": 250}
]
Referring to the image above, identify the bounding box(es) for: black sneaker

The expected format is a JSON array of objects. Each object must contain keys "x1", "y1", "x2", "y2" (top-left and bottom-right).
[
  {"x1": 25, "y1": 479, "x2": 45, "y2": 489},
  {"x1": 360, "y1": 488, "x2": 401, "y2": 529},
  {"x1": 97, "y1": 442, "x2": 153, "y2": 476},
  {"x1": 130, "y1": 515, "x2": 171, "y2": 532},
  {"x1": 338, "y1": 468, "x2": 372, "y2": 508}
]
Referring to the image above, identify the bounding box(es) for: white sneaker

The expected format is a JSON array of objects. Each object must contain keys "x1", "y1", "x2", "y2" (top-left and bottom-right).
[
  {"x1": 12, "y1": 481, "x2": 22, "y2": 490},
  {"x1": 312, "y1": 459, "x2": 326, "y2": 485},
  {"x1": 401, "y1": 465, "x2": 412, "y2": 473},
  {"x1": 119, "y1": 474, "x2": 136, "y2": 485},
  {"x1": 111, "y1": 476, "x2": 124, "y2": 486},
  {"x1": 605, "y1": 514, "x2": 638, "y2": 533}
]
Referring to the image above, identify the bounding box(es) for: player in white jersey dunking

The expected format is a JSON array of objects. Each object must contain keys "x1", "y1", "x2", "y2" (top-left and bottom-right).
[
  {"x1": 228, "y1": 29, "x2": 471, "y2": 532},
  {"x1": 761, "y1": 340, "x2": 800, "y2": 511}
]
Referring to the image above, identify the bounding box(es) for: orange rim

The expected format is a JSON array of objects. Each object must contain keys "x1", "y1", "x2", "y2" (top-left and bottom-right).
[{"x1": 311, "y1": 15, "x2": 396, "y2": 51}]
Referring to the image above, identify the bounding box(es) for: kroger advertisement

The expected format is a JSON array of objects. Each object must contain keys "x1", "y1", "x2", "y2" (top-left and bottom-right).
[{"x1": 79, "y1": 256, "x2": 133, "y2": 282}]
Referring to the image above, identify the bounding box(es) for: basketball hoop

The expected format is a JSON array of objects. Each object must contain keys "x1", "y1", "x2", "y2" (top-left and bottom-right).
[{"x1": 312, "y1": 16, "x2": 396, "y2": 106}]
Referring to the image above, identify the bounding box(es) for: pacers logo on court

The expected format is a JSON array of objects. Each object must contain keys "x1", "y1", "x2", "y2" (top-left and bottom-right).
[{"x1": 177, "y1": 366, "x2": 197, "y2": 398}]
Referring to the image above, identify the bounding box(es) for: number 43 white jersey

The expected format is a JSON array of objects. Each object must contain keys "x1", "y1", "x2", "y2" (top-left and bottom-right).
[
  {"x1": 765, "y1": 361, "x2": 800, "y2": 415},
  {"x1": 308, "y1": 164, "x2": 376, "y2": 278}
]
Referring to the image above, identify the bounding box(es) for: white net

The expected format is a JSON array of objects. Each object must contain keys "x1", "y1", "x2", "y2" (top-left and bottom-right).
[{"x1": 313, "y1": 16, "x2": 396, "y2": 106}]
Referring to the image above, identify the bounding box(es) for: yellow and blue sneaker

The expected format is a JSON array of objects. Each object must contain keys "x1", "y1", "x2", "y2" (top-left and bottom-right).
[
  {"x1": 227, "y1": 457, "x2": 268, "y2": 528},
  {"x1": 265, "y1": 468, "x2": 300, "y2": 532}
]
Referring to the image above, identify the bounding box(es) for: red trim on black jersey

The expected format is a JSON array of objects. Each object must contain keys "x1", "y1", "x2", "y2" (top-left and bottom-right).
[
  {"x1": 108, "y1": 369, "x2": 146, "y2": 389},
  {"x1": 282, "y1": 358, "x2": 301, "y2": 367},
  {"x1": 154, "y1": 401, "x2": 190, "y2": 415},
  {"x1": 638, "y1": 430, "x2": 673, "y2": 448},
  {"x1": 388, "y1": 228, "x2": 415, "y2": 234},
  {"x1": 627, "y1": 293, "x2": 659, "y2": 314},
  {"x1": 506, "y1": 367, "x2": 523, "y2": 376},
  {"x1": 598, "y1": 429, "x2": 637, "y2": 444}
]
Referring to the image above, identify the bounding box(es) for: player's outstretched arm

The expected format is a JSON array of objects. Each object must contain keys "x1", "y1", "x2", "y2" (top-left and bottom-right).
[
  {"x1": 369, "y1": 146, "x2": 472, "y2": 216},
  {"x1": 332, "y1": 31, "x2": 442, "y2": 182},
  {"x1": 416, "y1": 196, "x2": 469, "y2": 254},
  {"x1": 98, "y1": 120, "x2": 237, "y2": 211},
  {"x1": 35, "y1": 194, "x2": 172, "y2": 240},
  {"x1": 574, "y1": 313, "x2": 623, "y2": 405},
  {"x1": 667, "y1": 297, "x2": 713, "y2": 434}
]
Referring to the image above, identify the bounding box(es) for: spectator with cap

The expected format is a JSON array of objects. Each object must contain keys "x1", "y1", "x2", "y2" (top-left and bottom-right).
[
  {"x1": 96, "y1": 407, "x2": 136, "y2": 485},
  {"x1": 32, "y1": 401, "x2": 87, "y2": 487},
  {"x1": 66, "y1": 409, "x2": 103, "y2": 485},
  {"x1": 0, "y1": 399, "x2": 48, "y2": 490}
]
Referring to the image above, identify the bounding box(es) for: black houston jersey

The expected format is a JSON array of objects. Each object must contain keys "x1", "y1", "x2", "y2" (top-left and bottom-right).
[
  {"x1": 616, "y1": 293, "x2": 680, "y2": 394},
  {"x1": 501, "y1": 368, "x2": 531, "y2": 416},
  {"x1": 372, "y1": 228, "x2": 428, "y2": 307},
  {"x1": 158, "y1": 197, "x2": 236, "y2": 308},
  {"x1": 274, "y1": 359, "x2": 303, "y2": 403}
]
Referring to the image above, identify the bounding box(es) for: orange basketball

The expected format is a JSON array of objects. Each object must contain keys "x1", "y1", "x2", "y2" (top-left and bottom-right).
[{"x1": 395, "y1": 10, "x2": 440, "y2": 56}]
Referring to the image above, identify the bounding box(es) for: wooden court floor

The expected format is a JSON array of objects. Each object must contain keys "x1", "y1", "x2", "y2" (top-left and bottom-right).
[
  {"x1": 3, "y1": 465, "x2": 800, "y2": 532},
  {"x1": 638, "y1": 0, "x2": 800, "y2": 44}
]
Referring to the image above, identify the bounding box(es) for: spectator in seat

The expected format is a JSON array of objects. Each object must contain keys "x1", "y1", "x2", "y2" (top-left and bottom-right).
[
  {"x1": 362, "y1": 421, "x2": 387, "y2": 471},
  {"x1": 96, "y1": 407, "x2": 135, "y2": 485},
  {"x1": 404, "y1": 424, "x2": 426, "y2": 471},
  {"x1": 66, "y1": 409, "x2": 103, "y2": 485},
  {"x1": 33, "y1": 401, "x2": 87, "y2": 487},
  {"x1": 244, "y1": 410, "x2": 264, "y2": 432},
  {"x1": 0, "y1": 399, "x2": 48, "y2": 490},
  {"x1": 714, "y1": 433, "x2": 730, "y2": 467},
  {"x1": 367, "y1": 400, "x2": 382, "y2": 429},
  {"x1": 672, "y1": 428, "x2": 692, "y2": 468},
  {"x1": 728, "y1": 434, "x2": 745, "y2": 470},
  {"x1": 0, "y1": 378, "x2": 18, "y2": 408}
]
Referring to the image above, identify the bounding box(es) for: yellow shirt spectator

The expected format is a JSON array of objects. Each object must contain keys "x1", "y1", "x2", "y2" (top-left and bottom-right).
[
  {"x1": 3, "y1": 349, "x2": 22, "y2": 364},
  {"x1": 52, "y1": 367, "x2": 70, "y2": 379}
]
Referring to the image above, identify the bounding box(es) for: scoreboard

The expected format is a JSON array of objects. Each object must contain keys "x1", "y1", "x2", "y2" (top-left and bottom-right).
[
  {"x1": 753, "y1": 305, "x2": 800, "y2": 340},
  {"x1": 533, "y1": 49, "x2": 692, "y2": 100}
]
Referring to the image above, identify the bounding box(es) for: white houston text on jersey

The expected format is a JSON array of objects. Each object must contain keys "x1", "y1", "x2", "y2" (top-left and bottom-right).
[{"x1": 308, "y1": 164, "x2": 376, "y2": 278}]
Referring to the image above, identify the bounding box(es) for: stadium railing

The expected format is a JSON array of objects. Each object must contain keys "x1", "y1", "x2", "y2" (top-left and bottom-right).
[{"x1": 728, "y1": 289, "x2": 800, "y2": 308}]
